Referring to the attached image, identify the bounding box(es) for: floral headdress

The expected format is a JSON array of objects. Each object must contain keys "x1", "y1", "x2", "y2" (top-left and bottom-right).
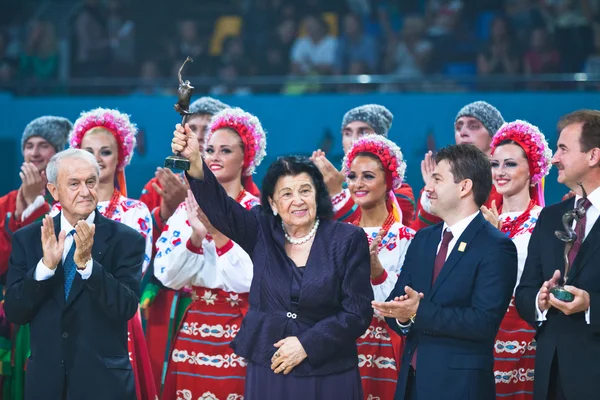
[
  {"x1": 70, "y1": 108, "x2": 137, "y2": 171},
  {"x1": 206, "y1": 107, "x2": 267, "y2": 176},
  {"x1": 490, "y1": 120, "x2": 552, "y2": 185},
  {"x1": 343, "y1": 134, "x2": 406, "y2": 190}
]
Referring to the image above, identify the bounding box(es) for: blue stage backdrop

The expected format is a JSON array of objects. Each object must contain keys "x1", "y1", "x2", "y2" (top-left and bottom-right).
[{"x1": 1, "y1": 92, "x2": 599, "y2": 207}]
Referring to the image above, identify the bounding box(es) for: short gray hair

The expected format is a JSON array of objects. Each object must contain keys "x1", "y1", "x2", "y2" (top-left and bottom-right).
[{"x1": 46, "y1": 148, "x2": 100, "y2": 185}]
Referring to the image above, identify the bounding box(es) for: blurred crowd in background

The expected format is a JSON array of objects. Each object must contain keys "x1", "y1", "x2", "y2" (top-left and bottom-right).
[{"x1": 2, "y1": 0, "x2": 600, "y2": 95}]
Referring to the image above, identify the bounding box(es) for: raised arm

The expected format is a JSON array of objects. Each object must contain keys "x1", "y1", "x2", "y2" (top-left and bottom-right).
[{"x1": 173, "y1": 123, "x2": 259, "y2": 255}]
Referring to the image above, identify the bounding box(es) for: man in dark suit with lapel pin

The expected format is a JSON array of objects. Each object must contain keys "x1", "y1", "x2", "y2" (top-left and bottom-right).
[
  {"x1": 515, "y1": 110, "x2": 600, "y2": 400},
  {"x1": 4, "y1": 148, "x2": 144, "y2": 400},
  {"x1": 373, "y1": 144, "x2": 518, "y2": 400}
]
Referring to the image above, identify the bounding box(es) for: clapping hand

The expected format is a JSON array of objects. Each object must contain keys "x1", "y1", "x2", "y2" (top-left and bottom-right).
[
  {"x1": 310, "y1": 150, "x2": 345, "y2": 195},
  {"x1": 271, "y1": 336, "x2": 307, "y2": 375},
  {"x1": 20, "y1": 162, "x2": 46, "y2": 205},
  {"x1": 153, "y1": 167, "x2": 188, "y2": 221},
  {"x1": 73, "y1": 220, "x2": 95, "y2": 269},
  {"x1": 481, "y1": 200, "x2": 501, "y2": 229},
  {"x1": 421, "y1": 151, "x2": 436, "y2": 186},
  {"x1": 41, "y1": 215, "x2": 66, "y2": 270},
  {"x1": 185, "y1": 190, "x2": 208, "y2": 246},
  {"x1": 369, "y1": 229, "x2": 386, "y2": 280},
  {"x1": 372, "y1": 286, "x2": 424, "y2": 322}
]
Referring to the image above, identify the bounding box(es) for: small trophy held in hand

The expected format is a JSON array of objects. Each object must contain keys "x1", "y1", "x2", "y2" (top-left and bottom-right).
[
  {"x1": 165, "y1": 56, "x2": 194, "y2": 171},
  {"x1": 551, "y1": 182, "x2": 588, "y2": 302}
]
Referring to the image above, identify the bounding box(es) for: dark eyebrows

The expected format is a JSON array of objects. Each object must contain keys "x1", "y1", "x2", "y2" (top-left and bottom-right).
[{"x1": 431, "y1": 172, "x2": 442, "y2": 179}]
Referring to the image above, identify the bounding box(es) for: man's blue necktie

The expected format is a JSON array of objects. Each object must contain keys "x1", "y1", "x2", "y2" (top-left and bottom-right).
[{"x1": 64, "y1": 230, "x2": 77, "y2": 300}]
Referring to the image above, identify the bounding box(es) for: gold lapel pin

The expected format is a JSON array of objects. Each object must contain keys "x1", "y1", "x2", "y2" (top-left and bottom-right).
[{"x1": 458, "y1": 242, "x2": 467, "y2": 252}]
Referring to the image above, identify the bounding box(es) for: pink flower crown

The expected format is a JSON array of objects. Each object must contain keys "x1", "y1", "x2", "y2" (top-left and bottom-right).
[
  {"x1": 206, "y1": 107, "x2": 267, "y2": 176},
  {"x1": 70, "y1": 108, "x2": 137, "y2": 170},
  {"x1": 491, "y1": 119, "x2": 552, "y2": 185},
  {"x1": 343, "y1": 134, "x2": 406, "y2": 190}
]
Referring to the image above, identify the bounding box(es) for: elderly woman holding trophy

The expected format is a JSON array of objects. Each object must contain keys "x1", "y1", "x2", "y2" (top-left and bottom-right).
[{"x1": 170, "y1": 119, "x2": 373, "y2": 398}]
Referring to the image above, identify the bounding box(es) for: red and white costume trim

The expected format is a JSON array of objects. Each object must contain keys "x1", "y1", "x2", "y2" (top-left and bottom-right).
[
  {"x1": 494, "y1": 207, "x2": 541, "y2": 400},
  {"x1": 155, "y1": 191, "x2": 258, "y2": 400}
]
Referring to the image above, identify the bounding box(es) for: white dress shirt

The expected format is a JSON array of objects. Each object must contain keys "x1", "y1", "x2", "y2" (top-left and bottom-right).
[
  {"x1": 535, "y1": 186, "x2": 600, "y2": 323},
  {"x1": 397, "y1": 211, "x2": 480, "y2": 328},
  {"x1": 437, "y1": 211, "x2": 480, "y2": 260},
  {"x1": 35, "y1": 211, "x2": 96, "y2": 281}
]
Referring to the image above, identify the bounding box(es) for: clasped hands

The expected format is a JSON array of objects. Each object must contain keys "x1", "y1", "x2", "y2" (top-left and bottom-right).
[
  {"x1": 372, "y1": 286, "x2": 424, "y2": 323},
  {"x1": 270, "y1": 336, "x2": 307, "y2": 375},
  {"x1": 538, "y1": 269, "x2": 590, "y2": 316},
  {"x1": 41, "y1": 215, "x2": 95, "y2": 270}
]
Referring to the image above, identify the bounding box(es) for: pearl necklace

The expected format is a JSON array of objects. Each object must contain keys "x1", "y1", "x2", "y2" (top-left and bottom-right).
[{"x1": 282, "y1": 219, "x2": 320, "y2": 245}]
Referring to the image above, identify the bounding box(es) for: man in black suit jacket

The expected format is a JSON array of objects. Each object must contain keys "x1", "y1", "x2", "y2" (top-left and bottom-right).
[
  {"x1": 4, "y1": 148, "x2": 143, "y2": 400},
  {"x1": 515, "y1": 110, "x2": 600, "y2": 400},
  {"x1": 373, "y1": 144, "x2": 517, "y2": 400}
]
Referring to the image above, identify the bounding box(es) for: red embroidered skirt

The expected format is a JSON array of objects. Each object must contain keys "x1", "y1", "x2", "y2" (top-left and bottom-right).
[
  {"x1": 162, "y1": 288, "x2": 248, "y2": 400},
  {"x1": 493, "y1": 299, "x2": 536, "y2": 399},
  {"x1": 357, "y1": 314, "x2": 404, "y2": 400}
]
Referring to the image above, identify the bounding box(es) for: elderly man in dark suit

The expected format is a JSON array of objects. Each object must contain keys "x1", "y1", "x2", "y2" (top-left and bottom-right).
[
  {"x1": 516, "y1": 110, "x2": 600, "y2": 400},
  {"x1": 4, "y1": 148, "x2": 144, "y2": 400},
  {"x1": 373, "y1": 144, "x2": 518, "y2": 400}
]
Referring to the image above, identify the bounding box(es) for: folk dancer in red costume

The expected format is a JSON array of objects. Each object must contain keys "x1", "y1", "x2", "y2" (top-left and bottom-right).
[
  {"x1": 0, "y1": 116, "x2": 71, "y2": 400},
  {"x1": 413, "y1": 101, "x2": 505, "y2": 231},
  {"x1": 311, "y1": 104, "x2": 416, "y2": 225},
  {"x1": 51, "y1": 108, "x2": 157, "y2": 399},
  {"x1": 156, "y1": 107, "x2": 266, "y2": 400},
  {"x1": 480, "y1": 120, "x2": 552, "y2": 399},
  {"x1": 138, "y1": 97, "x2": 230, "y2": 393},
  {"x1": 342, "y1": 134, "x2": 416, "y2": 400}
]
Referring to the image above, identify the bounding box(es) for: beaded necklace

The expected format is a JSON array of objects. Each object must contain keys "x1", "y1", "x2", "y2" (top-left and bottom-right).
[
  {"x1": 352, "y1": 211, "x2": 396, "y2": 253},
  {"x1": 102, "y1": 189, "x2": 121, "y2": 219}
]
